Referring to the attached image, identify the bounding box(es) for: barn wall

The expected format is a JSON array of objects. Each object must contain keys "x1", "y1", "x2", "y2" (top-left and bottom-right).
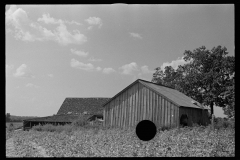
[
  {"x1": 103, "y1": 82, "x2": 180, "y2": 129},
  {"x1": 179, "y1": 107, "x2": 210, "y2": 126}
]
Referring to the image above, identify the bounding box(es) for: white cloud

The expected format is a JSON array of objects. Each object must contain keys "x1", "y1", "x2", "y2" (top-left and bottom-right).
[
  {"x1": 65, "y1": 20, "x2": 82, "y2": 26},
  {"x1": 70, "y1": 59, "x2": 96, "y2": 71},
  {"x1": 13, "y1": 64, "x2": 35, "y2": 78},
  {"x1": 38, "y1": 13, "x2": 62, "y2": 24},
  {"x1": 26, "y1": 83, "x2": 40, "y2": 88},
  {"x1": 53, "y1": 24, "x2": 87, "y2": 45},
  {"x1": 88, "y1": 57, "x2": 102, "y2": 62},
  {"x1": 70, "y1": 49, "x2": 89, "y2": 57},
  {"x1": 129, "y1": 32, "x2": 143, "y2": 39},
  {"x1": 119, "y1": 62, "x2": 138, "y2": 75},
  {"x1": 85, "y1": 17, "x2": 103, "y2": 28},
  {"x1": 161, "y1": 57, "x2": 188, "y2": 71},
  {"x1": 6, "y1": 6, "x2": 87, "y2": 45},
  {"x1": 38, "y1": 13, "x2": 82, "y2": 26},
  {"x1": 102, "y1": 68, "x2": 115, "y2": 74},
  {"x1": 141, "y1": 65, "x2": 154, "y2": 74},
  {"x1": 5, "y1": 5, "x2": 36, "y2": 41},
  {"x1": 47, "y1": 74, "x2": 54, "y2": 78},
  {"x1": 96, "y1": 67, "x2": 102, "y2": 71},
  {"x1": 6, "y1": 5, "x2": 29, "y2": 28}
]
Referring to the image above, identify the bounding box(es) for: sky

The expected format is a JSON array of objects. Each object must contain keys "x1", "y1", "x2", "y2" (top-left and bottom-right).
[{"x1": 6, "y1": 4, "x2": 234, "y2": 117}]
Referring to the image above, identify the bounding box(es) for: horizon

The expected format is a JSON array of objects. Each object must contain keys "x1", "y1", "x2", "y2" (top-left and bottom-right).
[{"x1": 6, "y1": 4, "x2": 234, "y2": 118}]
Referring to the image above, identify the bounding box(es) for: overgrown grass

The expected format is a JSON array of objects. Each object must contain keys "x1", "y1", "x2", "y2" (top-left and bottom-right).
[
  {"x1": 12, "y1": 125, "x2": 235, "y2": 157},
  {"x1": 15, "y1": 117, "x2": 234, "y2": 157}
]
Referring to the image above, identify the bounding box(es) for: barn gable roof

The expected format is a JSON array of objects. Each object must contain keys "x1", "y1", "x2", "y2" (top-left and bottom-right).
[
  {"x1": 103, "y1": 79, "x2": 206, "y2": 109},
  {"x1": 57, "y1": 97, "x2": 110, "y2": 115}
]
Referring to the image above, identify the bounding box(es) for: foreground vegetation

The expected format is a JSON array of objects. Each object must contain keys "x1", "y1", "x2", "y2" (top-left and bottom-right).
[{"x1": 7, "y1": 118, "x2": 235, "y2": 157}]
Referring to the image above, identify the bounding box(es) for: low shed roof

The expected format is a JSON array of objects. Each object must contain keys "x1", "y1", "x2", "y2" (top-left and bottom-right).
[{"x1": 23, "y1": 114, "x2": 87, "y2": 123}]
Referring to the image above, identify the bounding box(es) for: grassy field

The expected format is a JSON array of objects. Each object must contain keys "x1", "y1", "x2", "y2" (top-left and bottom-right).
[
  {"x1": 6, "y1": 122, "x2": 23, "y2": 130},
  {"x1": 7, "y1": 124, "x2": 235, "y2": 157}
]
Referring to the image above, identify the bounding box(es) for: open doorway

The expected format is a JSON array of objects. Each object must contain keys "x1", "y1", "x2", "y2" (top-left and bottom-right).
[{"x1": 180, "y1": 114, "x2": 188, "y2": 127}]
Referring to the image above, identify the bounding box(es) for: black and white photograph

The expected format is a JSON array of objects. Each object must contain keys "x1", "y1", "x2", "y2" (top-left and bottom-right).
[{"x1": 6, "y1": 4, "x2": 234, "y2": 157}]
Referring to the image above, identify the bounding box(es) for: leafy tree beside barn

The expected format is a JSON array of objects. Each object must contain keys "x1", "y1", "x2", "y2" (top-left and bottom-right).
[{"x1": 152, "y1": 46, "x2": 235, "y2": 118}]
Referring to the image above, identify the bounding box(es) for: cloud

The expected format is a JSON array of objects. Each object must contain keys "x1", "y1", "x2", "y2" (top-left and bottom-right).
[
  {"x1": 28, "y1": 22, "x2": 87, "y2": 45},
  {"x1": 129, "y1": 32, "x2": 143, "y2": 39},
  {"x1": 102, "y1": 68, "x2": 116, "y2": 74},
  {"x1": 47, "y1": 74, "x2": 54, "y2": 78},
  {"x1": 13, "y1": 64, "x2": 35, "y2": 78},
  {"x1": 85, "y1": 17, "x2": 103, "y2": 28},
  {"x1": 96, "y1": 67, "x2": 102, "y2": 71},
  {"x1": 119, "y1": 62, "x2": 138, "y2": 75},
  {"x1": 26, "y1": 83, "x2": 40, "y2": 88},
  {"x1": 5, "y1": 5, "x2": 36, "y2": 41},
  {"x1": 6, "y1": 6, "x2": 87, "y2": 45},
  {"x1": 161, "y1": 57, "x2": 188, "y2": 71},
  {"x1": 38, "y1": 13, "x2": 82, "y2": 26},
  {"x1": 38, "y1": 13, "x2": 61, "y2": 24},
  {"x1": 53, "y1": 23, "x2": 87, "y2": 45},
  {"x1": 70, "y1": 49, "x2": 89, "y2": 57},
  {"x1": 141, "y1": 65, "x2": 154, "y2": 74},
  {"x1": 70, "y1": 59, "x2": 97, "y2": 71},
  {"x1": 88, "y1": 57, "x2": 102, "y2": 62}
]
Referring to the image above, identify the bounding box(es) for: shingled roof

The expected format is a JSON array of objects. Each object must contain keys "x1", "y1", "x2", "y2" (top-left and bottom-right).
[
  {"x1": 103, "y1": 79, "x2": 208, "y2": 110},
  {"x1": 57, "y1": 97, "x2": 110, "y2": 115}
]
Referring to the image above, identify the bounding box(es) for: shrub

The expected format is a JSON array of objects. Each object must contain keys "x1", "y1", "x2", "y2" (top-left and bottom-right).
[
  {"x1": 42, "y1": 124, "x2": 56, "y2": 132},
  {"x1": 62, "y1": 124, "x2": 73, "y2": 133},
  {"x1": 159, "y1": 126, "x2": 171, "y2": 132},
  {"x1": 7, "y1": 123, "x2": 15, "y2": 132},
  {"x1": 214, "y1": 117, "x2": 235, "y2": 130},
  {"x1": 32, "y1": 124, "x2": 43, "y2": 131},
  {"x1": 72, "y1": 117, "x2": 88, "y2": 128}
]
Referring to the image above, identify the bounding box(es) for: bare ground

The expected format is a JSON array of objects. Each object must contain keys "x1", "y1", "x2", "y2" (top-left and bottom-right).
[{"x1": 6, "y1": 130, "x2": 49, "y2": 157}]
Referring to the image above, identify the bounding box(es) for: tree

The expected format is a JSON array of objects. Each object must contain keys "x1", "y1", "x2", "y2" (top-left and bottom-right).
[
  {"x1": 6, "y1": 113, "x2": 11, "y2": 122},
  {"x1": 152, "y1": 46, "x2": 235, "y2": 118}
]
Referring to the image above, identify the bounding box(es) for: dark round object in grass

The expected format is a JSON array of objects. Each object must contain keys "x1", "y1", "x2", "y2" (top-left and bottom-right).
[{"x1": 135, "y1": 120, "x2": 157, "y2": 141}]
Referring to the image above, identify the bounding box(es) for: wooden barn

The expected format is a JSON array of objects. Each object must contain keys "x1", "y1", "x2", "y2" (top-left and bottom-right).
[
  {"x1": 103, "y1": 79, "x2": 210, "y2": 129},
  {"x1": 23, "y1": 97, "x2": 110, "y2": 130}
]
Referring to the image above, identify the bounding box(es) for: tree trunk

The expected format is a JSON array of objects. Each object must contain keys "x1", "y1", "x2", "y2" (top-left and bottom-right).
[{"x1": 210, "y1": 101, "x2": 214, "y2": 117}]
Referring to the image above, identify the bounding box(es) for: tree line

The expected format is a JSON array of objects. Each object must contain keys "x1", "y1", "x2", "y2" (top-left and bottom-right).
[{"x1": 152, "y1": 45, "x2": 235, "y2": 119}]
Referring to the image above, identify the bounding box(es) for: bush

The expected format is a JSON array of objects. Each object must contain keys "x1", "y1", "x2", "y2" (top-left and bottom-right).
[
  {"x1": 32, "y1": 124, "x2": 43, "y2": 131},
  {"x1": 32, "y1": 123, "x2": 75, "y2": 133},
  {"x1": 214, "y1": 117, "x2": 234, "y2": 130},
  {"x1": 159, "y1": 126, "x2": 171, "y2": 132},
  {"x1": 7, "y1": 123, "x2": 15, "y2": 132},
  {"x1": 72, "y1": 117, "x2": 88, "y2": 128}
]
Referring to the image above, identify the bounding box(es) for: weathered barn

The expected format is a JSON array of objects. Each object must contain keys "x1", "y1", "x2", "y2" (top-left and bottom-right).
[
  {"x1": 23, "y1": 97, "x2": 110, "y2": 130},
  {"x1": 103, "y1": 79, "x2": 210, "y2": 129}
]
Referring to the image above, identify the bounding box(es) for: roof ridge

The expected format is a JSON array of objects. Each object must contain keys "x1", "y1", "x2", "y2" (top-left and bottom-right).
[{"x1": 137, "y1": 79, "x2": 176, "y2": 90}]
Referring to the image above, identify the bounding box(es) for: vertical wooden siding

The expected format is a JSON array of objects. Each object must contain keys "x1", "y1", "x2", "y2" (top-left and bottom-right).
[
  {"x1": 179, "y1": 107, "x2": 210, "y2": 126},
  {"x1": 103, "y1": 82, "x2": 183, "y2": 129}
]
